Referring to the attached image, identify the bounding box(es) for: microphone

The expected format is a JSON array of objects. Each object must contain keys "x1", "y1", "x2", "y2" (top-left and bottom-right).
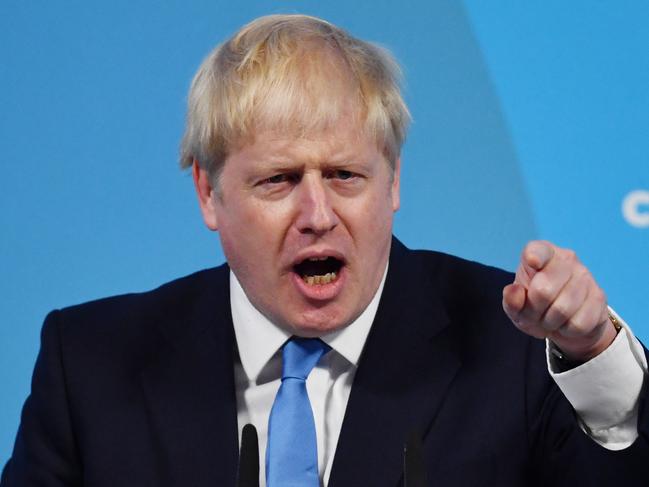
[
  {"x1": 237, "y1": 423, "x2": 260, "y2": 487},
  {"x1": 404, "y1": 429, "x2": 428, "y2": 487}
]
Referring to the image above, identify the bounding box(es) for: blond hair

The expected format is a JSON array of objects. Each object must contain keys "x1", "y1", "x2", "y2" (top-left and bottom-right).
[{"x1": 179, "y1": 14, "x2": 410, "y2": 182}]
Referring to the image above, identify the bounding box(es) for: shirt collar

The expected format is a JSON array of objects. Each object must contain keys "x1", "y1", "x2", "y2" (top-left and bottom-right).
[{"x1": 230, "y1": 264, "x2": 389, "y2": 383}]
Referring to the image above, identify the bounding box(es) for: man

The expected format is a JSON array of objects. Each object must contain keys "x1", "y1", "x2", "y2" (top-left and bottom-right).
[{"x1": 2, "y1": 14, "x2": 648, "y2": 487}]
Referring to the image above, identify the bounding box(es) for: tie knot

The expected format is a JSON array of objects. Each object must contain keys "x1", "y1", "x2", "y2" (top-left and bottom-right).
[{"x1": 281, "y1": 337, "x2": 331, "y2": 380}]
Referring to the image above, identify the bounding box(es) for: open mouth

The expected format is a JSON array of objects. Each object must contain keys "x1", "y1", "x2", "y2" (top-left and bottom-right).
[{"x1": 293, "y1": 257, "x2": 344, "y2": 286}]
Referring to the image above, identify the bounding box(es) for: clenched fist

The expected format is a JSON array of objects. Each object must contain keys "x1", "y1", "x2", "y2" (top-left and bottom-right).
[{"x1": 502, "y1": 241, "x2": 617, "y2": 362}]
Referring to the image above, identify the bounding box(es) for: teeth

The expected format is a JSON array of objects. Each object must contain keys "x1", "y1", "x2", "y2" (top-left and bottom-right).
[
  {"x1": 302, "y1": 272, "x2": 338, "y2": 285},
  {"x1": 308, "y1": 257, "x2": 329, "y2": 261}
]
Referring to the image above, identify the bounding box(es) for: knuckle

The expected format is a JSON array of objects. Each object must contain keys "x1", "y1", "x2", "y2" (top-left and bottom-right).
[
  {"x1": 576, "y1": 267, "x2": 590, "y2": 281},
  {"x1": 593, "y1": 287, "x2": 607, "y2": 306},
  {"x1": 531, "y1": 278, "x2": 553, "y2": 303},
  {"x1": 563, "y1": 248, "x2": 577, "y2": 261},
  {"x1": 550, "y1": 302, "x2": 571, "y2": 324},
  {"x1": 558, "y1": 248, "x2": 578, "y2": 267}
]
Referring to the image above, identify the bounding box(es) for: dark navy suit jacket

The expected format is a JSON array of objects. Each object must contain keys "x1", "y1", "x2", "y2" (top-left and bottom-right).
[{"x1": 3, "y1": 239, "x2": 649, "y2": 486}]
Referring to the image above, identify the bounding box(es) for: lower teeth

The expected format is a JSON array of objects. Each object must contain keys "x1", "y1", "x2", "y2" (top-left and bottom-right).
[{"x1": 303, "y1": 272, "x2": 337, "y2": 285}]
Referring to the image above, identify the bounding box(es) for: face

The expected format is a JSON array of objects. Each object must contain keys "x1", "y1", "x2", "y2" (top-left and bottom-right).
[{"x1": 194, "y1": 119, "x2": 400, "y2": 336}]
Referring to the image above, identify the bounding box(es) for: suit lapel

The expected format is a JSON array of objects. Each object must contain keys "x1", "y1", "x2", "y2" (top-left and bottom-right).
[
  {"x1": 140, "y1": 266, "x2": 239, "y2": 487},
  {"x1": 328, "y1": 240, "x2": 462, "y2": 487}
]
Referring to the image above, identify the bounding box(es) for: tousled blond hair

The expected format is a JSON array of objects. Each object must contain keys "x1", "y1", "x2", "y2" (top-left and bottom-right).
[{"x1": 179, "y1": 14, "x2": 411, "y2": 182}]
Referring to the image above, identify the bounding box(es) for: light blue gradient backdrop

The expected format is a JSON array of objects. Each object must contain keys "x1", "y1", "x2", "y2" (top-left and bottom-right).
[{"x1": 1, "y1": 1, "x2": 647, "y2": 462}]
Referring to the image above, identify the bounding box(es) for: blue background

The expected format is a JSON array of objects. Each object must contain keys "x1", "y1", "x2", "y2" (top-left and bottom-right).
[{"x1": 1, "y1": 1, "x2": 647, "y2": 461}]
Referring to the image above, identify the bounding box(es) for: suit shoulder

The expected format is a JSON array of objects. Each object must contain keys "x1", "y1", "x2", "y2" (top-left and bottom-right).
[
  {"x1": 60, "y1": 266, "x2": 225, "y2": 317},
  {"x1": 47, "y1": 266, "x2": 229, "y2": 350}
]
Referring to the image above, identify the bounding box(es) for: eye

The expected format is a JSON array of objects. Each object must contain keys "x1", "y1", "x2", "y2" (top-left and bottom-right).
[
  {"x1": 266, "y1": 174, "x2": 287, "y2": 184},
  {"x1": 330, "y1": 169, "x2": 356, "y2": 180},
  {"x1": 261, "y1": 173, "x2": 299, "y2": 185}
]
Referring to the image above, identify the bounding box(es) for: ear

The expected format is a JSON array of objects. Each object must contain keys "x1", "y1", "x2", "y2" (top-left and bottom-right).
[
  {"x1": 192, "y1": 160, "x2": 219, "y2": 231},
  {"x1": 391, "y1": 157, "x2": 401, "y2": 212}
]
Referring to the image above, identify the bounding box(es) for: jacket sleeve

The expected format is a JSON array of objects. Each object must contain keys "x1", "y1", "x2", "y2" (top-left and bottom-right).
[
  {"x1": 527, "y1": 335, "x2": 649, "y2": 486},
  {"x1": 1, "y1": 311, "x2": 82, "y2": 487}
]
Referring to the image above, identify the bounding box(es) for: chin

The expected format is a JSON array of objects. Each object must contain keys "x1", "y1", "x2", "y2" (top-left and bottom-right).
[{"x1": 287, "y1": 309, "x2": 352, "y2": 337}]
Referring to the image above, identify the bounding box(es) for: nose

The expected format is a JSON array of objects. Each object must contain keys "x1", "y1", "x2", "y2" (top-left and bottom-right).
[{"x1": 295, "y1": 174, "x2": 338, "y2": 235}]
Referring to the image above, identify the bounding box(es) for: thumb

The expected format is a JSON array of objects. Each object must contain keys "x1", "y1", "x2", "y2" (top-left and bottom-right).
[{"x1": 502, "y1": 283, "x2": 526, "y2": 322}]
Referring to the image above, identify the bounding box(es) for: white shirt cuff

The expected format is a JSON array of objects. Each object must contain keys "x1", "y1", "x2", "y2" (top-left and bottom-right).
[{"x1": 546, "y1": 308, "x2": 647, "y2": 450}]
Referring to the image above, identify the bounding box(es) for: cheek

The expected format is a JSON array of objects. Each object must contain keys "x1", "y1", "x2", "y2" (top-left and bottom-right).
[
  {"x1": 246, "y1": 201, "x2": 295, "y2": 241},
  {"x1": 356, "y1": 197, "x2": 395, "y2": 266},
  {"x1": 351, "y1": 193, "x2": 395, "y2": 235},
  {"x1": 220, "y1": 201, "x2": 292, "y2": 257}
]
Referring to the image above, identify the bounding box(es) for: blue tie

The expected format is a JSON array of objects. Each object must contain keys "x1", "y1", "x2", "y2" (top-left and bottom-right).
[{"x1": 266, "y1": 337, "x2": 331, "y2": 487}]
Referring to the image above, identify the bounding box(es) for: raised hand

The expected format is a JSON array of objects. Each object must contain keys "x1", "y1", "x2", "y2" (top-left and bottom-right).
[{"x1": 502, "y1": 241, "x2": 617, "y2": 362}]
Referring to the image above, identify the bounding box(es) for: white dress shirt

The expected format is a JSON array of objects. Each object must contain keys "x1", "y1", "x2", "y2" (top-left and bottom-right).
[
  {"x1": 230, "y1": 269, "x2": 647, "y2": 487},
  {"x1": 547, "y1": 308, "x2": 647, "y2": 450}
]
